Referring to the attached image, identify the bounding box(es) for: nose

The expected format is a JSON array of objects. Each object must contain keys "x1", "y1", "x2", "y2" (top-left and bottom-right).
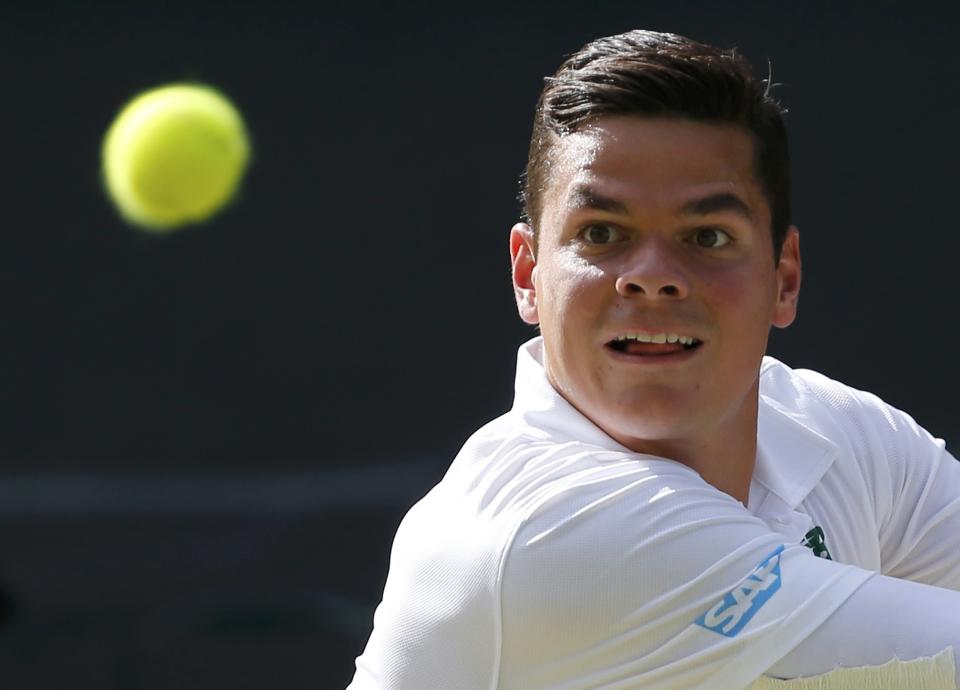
[{"x1": 614, "y1": 238, "x2": 690, "y2": 300}]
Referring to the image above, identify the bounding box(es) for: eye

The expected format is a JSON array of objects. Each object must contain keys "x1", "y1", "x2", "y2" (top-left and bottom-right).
[
  {"x1": 580, "y1": 224, "x2": 621, "y2": 245},
  {"x1": 692, "y1": 227, "x2": 733, "y2": 248}
]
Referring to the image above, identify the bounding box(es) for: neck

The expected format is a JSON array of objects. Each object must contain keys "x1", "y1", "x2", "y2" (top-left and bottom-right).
[
  {"x1": 609, "y1": 388, "x2": 760, "y2": 507},
  {"x1": 664, "y1": 434, "x2": 757, "y2": 506}
]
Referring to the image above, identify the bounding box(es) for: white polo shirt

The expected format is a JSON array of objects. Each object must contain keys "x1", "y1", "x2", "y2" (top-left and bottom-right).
[{"x1": 349, "y1": 338, "x2": 960, "y2": 689}]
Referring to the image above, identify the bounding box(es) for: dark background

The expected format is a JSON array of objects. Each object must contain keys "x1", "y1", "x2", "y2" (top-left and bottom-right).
[{"x1": 1, "y1": 1, "x2": 958, "y2": 688}]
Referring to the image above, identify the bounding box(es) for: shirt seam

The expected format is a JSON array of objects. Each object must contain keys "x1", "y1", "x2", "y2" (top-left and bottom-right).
[
  {"x1": 490, "y1": 505, "x2": 524, "y2": 690},
  {"x1": 490, "y1": 478, "x2": 586, "y2": 690}
]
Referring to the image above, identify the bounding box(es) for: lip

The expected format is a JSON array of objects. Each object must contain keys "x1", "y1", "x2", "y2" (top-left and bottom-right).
[{"x1": 603, "y1": 340, "x2": 704, "y2": 365}]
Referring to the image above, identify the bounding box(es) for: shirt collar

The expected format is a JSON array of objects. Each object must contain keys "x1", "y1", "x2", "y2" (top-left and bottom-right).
[
  {"x1": 511, "y1": 337, "x2": 635, "y2": 452},
  {"x1": 755, "y1": 362, "x2": 838, "y2": 508},
  {"x1": 511, "y1": 338, "x2": 838, "y2": 509}
]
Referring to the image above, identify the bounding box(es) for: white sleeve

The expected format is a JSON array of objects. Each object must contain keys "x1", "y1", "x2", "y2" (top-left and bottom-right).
[
  {"x1": 872, "y1": 401, "x2": 960, "y2": 589},
  {"x1": 497, "y1": 462, "x2": 874, "y2": 690},
  {"x1": 765, "y1": 572, "x2": 960, "y2": 684}
]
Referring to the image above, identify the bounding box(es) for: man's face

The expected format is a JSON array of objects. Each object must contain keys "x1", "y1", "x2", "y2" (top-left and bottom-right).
[{"x1": 510, "y1": 116, "x2": 801, "y2": 453}]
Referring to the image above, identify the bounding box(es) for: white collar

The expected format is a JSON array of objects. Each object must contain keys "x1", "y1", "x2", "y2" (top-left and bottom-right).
[
  {"x1": 755, "y1": 372, "x2": 838, "y2": 508},
  {"x1": 510, "y1": 338, "x2": 837, "y2": 508},
  {"x1": 511, "y1": 337, "x2": 635, "y2": 452}
]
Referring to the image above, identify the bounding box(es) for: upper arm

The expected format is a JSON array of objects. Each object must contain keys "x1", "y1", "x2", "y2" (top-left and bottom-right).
[
  {"x1": 765, "y1": 571, "x2": 960, "y2": 686},
  {"x1": 871, "y1": 401, "x2": 960, "y2": 588},
  {"x1": 497, "y1": 465, "x2": 873, "y2": 690}
]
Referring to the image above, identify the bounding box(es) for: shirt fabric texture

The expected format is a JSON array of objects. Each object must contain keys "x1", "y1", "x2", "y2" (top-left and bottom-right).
[{"x1": 349, "y1": 337, "x2": 960, "y2": 689}]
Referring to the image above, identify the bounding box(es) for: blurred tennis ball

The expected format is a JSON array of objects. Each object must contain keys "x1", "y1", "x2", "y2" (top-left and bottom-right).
[{"x1": 102, "y1": 83, "x2": 250, "y2": 231}]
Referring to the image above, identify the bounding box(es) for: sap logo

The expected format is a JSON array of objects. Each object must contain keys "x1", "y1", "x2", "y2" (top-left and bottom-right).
[{"x1": 696, "y1": 545, "x2": 784, "y2": 637}]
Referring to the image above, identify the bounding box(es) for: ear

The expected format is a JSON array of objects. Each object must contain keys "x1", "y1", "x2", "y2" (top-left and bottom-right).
[
  {"x1": 510, "y1": 222, "x2": 540, "y2": 325},
  {"x1": 772, "y1": 226, "x2": 801, "y2": 328}
]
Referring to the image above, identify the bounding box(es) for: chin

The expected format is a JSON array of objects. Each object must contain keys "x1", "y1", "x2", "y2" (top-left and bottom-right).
[{"x1": 598, "y1": 398, "x2": 702, "y2": 449}]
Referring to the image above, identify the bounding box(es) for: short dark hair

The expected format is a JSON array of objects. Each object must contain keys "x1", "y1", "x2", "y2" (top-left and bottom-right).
[{"x1": 521, "y1": 30, "x2": 791, "y2": 260}]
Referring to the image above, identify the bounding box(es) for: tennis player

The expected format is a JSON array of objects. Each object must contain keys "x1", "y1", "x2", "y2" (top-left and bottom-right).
[{"x1": 348, "y1": 30, "x2": 960, "y2": 689}]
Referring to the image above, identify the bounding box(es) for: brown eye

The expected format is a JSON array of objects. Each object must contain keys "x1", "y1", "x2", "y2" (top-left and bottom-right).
[
  {"x1": 582, "y1": 224, "x2": 618, "y2": 244},
  {"x1": 694, "y1": 228, "x2": 732, "y2": 248}
]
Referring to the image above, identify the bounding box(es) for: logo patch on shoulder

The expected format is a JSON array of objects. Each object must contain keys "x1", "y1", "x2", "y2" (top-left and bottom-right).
[
  {"x1": 695, "y1": 545, "x2": 784, "y2": 637},
  {"x1": 802, "y1": 526, "x2": 832, "y2": 560}
]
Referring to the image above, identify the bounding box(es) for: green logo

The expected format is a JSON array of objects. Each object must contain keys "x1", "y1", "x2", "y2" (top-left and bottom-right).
[{"x1": 802, "y1": 526, "x2": 832, "y2": 560}]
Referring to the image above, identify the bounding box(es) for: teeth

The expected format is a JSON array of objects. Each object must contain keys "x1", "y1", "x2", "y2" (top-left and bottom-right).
[{"x1": 615, "y1": 333, "x2": 698, "y2": 345}]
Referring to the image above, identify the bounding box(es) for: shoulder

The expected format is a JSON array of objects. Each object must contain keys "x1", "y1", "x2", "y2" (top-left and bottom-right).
[
  {"x1": 418, "y1": 412, "x2": 718, "y2": 590},
  {"x1": 758, "y1": 357, "x2": 947, "y2": 539},
  {"x1": 371, "y1": 423, "x2": 698, "y2": 682},
  {"x1": 387, "y1": 413, "x2": 680, "y2": 591},
  {"x1": 761, "y1": 356, "x2": 878, "y2": 414},
  {"x1": 759, "y1": 356, "x2": 927, "y2": 447}
]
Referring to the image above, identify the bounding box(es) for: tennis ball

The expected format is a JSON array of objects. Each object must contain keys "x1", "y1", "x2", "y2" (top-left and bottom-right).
[{"x1": 102, "y1": 83, "x2": 250, "y2": 231}]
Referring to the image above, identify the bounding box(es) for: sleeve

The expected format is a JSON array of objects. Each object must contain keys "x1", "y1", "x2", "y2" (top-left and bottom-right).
[
  {"x1": 496, "y1": 462, "x2": 875, "y2": 690},
  {"x1": 869, "y1": 399, "x2": 960, "y2": 589},
  {"x1": 765, "y1": 571, "x2": 960, "y2": 685}
]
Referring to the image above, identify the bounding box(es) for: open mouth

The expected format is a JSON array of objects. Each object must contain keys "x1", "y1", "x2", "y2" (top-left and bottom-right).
[{"x1": 607, "y1": 333, "x2": 702, "y2": 356}]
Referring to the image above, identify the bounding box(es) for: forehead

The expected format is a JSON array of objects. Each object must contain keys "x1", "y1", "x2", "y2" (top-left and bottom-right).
[{"x1": 542, "y1": 116, "x2": 766, "y2": 222}]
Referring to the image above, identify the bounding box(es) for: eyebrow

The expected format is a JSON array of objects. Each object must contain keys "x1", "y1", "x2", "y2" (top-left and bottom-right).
[
  {"x1": 566, "y1": 186, "x2": 629, "y2": 215},
  {"x1": 679, "y1": 192, "x2": 754, "y2": 221},
  {"x1": 566, "y1": 186, "x2": 754, "y2": 222}
]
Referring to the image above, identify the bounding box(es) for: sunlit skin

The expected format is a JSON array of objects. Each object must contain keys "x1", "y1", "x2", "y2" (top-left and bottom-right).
[{"x1": 510, "y1": 116, "x2": 801, "y2": 505}]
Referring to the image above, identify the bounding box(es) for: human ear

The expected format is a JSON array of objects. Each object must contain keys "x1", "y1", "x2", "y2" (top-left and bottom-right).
[
  {"x1": 510, "y1": 223, "x2": 539, "y2": 325},
  {"x1": 772, "y1": 226, "x2": 801, "y2": 328}
]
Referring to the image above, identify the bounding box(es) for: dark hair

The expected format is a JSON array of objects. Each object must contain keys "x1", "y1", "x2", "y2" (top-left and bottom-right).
[{"x1": 521, "y1": 30, "x2": 790, "y2": 260}]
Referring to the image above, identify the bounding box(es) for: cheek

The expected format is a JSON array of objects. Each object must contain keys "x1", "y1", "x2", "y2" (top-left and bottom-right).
[
  {"x1": 540, "y1": 255, "x2": 609, "y2": 326},
  {"x1": 700, "y1": 261, "x2": 778, "y2": 326}
]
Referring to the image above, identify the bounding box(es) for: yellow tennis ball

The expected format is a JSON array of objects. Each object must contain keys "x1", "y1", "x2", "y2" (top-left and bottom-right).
[{"x1": 102, "y1": 83, "x2": 250, "y2": 231}]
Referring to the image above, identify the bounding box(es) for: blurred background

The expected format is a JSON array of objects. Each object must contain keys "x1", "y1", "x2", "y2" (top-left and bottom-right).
[{"x1": 1, "y1": 0, "x2": 958, "y2": 687}]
